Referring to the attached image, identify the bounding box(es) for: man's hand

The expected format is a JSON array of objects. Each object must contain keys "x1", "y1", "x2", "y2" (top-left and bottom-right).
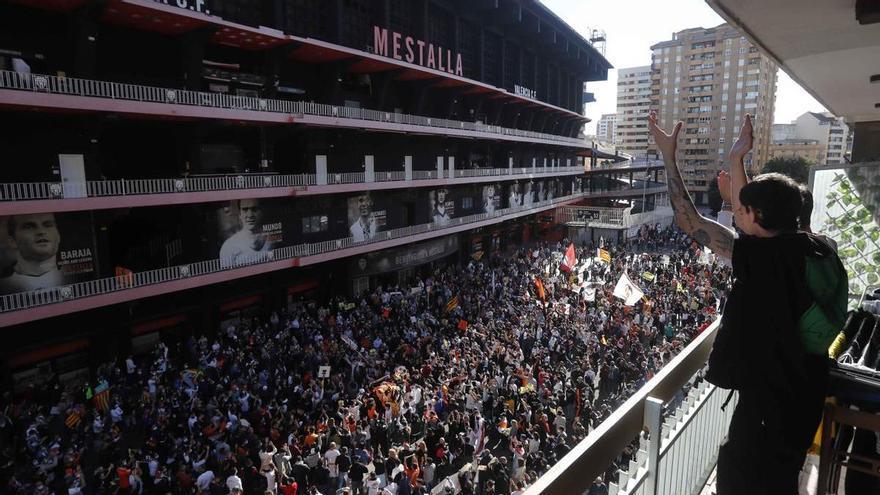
[
  {"x1": 717, "y1": 171, "x2": 732, "y2": 204},
  {"x1": 729, "y1": 114, "x2": 753, "y2": 161},
  {"x1": 648, "y1": 111, "x2": 682, "y2": 159}
]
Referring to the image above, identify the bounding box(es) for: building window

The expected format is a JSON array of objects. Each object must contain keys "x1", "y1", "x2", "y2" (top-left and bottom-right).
[
  {"x1": 719, "y1": 137, "x2": 726, "y2": 144},
  {"x1": 302, "y1": 215, "x2": 329, "y2": 233}
]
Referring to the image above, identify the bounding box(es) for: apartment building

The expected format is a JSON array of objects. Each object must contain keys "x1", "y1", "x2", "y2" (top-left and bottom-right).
[
  {"x1": 597, "y1": 113, "x2": 619, "y2": 143},
  {"x1": 616, "y1": 66, "x2": 653, "y2": 159},
  {"x1": 791, "y1": 112, "x2": 852, "y2": 164},
  {"x1": 648, "y1": 24, "x2": 778, "y2": 204}
]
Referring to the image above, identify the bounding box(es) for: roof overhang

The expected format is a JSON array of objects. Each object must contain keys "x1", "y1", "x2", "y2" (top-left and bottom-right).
[{"x1": 706, "y1": 0, "x2": 880, "y2": 124}]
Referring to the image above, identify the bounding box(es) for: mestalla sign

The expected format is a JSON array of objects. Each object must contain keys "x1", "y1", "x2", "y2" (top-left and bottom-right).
[{"x1": 373, "y1": 26, "x2": 464, "y2": 77}]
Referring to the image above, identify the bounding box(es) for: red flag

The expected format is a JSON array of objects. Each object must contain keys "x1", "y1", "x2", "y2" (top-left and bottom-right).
[
  {"x1": 457, "y1": 319, "x2": 469, "y2": 331},
  {"x1": 560, "y1": 243, "x2": 577, "y2": 273},
  {"x1": 534, "y1": 277, "x2": 546, "y2": 301}
]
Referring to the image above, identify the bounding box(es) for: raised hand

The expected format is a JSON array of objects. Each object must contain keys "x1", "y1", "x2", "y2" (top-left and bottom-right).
[
  {"x1": 648, "y1": 111, "x2": 682, "y2": 160},
  {"x1": 729, "y1": 114, "x2": 753, "y2": 160}
]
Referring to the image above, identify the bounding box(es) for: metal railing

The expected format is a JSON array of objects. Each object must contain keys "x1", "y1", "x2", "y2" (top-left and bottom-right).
[
  {"x1": 525, "y1": 321, "x2": 725, "y2": 495},
  {"x1": 0, "y1": 70, "x2": 584, "y2": 145},
  {"x1": 612, "y1": 378, "x2": 736, "y2": 495},
  {"x1": 0, "y1": 167, "x2": 584, "y2": 202},
  {"x1": 0, "y1": 193, "x2": 584, "y2": 313}
]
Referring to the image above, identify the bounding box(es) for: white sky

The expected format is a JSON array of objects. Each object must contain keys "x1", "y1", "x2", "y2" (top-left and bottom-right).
[{"x1": 540, "y1": 0, "x2": 827, "y2": 134}]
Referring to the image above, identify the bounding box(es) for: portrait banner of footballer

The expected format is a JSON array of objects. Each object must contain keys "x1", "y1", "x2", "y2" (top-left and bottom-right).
[{"x1": 0, "y1": 212, "x2": 97, "y2": 295}]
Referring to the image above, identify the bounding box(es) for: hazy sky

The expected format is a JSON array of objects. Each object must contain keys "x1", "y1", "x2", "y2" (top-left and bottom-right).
[{"x1": 540, "y1": 0, "x2": 827, "y2": 134}]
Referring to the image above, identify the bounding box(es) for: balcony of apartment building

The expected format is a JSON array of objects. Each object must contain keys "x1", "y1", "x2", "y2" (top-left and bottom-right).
[{"x1": 525, "y1": 0, "x2": 880, "y2": 492}]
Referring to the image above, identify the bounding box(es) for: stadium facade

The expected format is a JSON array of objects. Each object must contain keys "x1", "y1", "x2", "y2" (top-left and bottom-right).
[{"x1": 0, "y1": 0, "x2": 612, "y2": 390}]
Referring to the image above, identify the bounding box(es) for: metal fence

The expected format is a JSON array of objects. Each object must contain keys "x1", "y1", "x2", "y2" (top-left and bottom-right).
[
  {"x1": 612, "y1": 379, "x2": 737, "y2": 495},
  {"x1": 0, "y1": 167, "x2": 583, "y2": 202},
  {"x1": 0, "y1": 193, "x2": 584, "y2": 313},
  {"x1": 0, "y1": 70, "x2": 584, "y2": 145}
]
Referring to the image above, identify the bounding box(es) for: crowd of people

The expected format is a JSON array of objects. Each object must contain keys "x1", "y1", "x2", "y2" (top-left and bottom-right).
[{"x1": 0, "y1": 224, "x2": 731, "y2": 495}]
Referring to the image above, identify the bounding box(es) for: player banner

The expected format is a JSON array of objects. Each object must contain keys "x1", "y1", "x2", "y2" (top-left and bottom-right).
[{"x1": 0, "y1": 212, "x2": 97, "y2": 295}]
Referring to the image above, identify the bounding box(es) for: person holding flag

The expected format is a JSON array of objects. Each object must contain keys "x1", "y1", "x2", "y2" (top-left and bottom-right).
[{"x1": 560, "y1": 243, "x2": 577, "y2": 273}]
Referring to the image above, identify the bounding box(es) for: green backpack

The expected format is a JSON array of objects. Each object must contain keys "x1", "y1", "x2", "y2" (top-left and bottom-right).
[{"x1": 800, "y1": 252, "x2": 848, "y2": 355}]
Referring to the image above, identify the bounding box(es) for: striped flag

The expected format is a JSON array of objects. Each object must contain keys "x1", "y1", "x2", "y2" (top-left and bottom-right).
[
  {"x1": 93, "y1": 381, "x2": 111, "y2": 412},
  {"x1": 65, "y1": 410, "x2": 82, "y2": 429},
  {"x1": 598, "y1": 249, "x2": 611, "y2": 263},
  {"x1": 446, "y1": 295, "x2": 459, "y2": 313}
]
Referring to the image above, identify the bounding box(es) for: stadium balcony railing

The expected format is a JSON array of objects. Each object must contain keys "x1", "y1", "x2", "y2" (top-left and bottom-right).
[
  {"x1": 524, "y1": 320, "x2": 736, "y2": 495},
  {"x1": 0, "y1": 192, "x2": 585, "y2": 314},
  {"x1": 0, "y1": 70, "x2": 585, "y2": 148},
  {"x1": 0, "y1": 166, "x2": 585, "y2": 202}
]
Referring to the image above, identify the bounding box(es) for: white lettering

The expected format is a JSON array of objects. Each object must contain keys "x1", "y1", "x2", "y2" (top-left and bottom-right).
[
  {"x1": 405, "y1": 36, "x2": 415, "y2": 63},
  {"x1": 373, "y1": 26, "x2": 389, "y2": 57},
  {"x1": 427, "y1": 43, "x2": 436, "y2": 69},
  {"x1": 417, "y1": 40, "x2": 425, "y2": 65},
  {"x1": 61, "y1": 248, "x2": 92, "y2": 260},
  {"x1": 176, "y1": 0, "x2": 186, "y2": 7},
  {"x1": 263, "y1": 223, "x2": 282, "y2": 232},
  {"x1": 370, "y1": 26, "x2": 465, "y2": 75},
  {"x1": 392, "y1": 32, "x2": 402, "y2": 60},
  {"x1": 195, "y1": 0, "x2": 205, "y2": 12}
]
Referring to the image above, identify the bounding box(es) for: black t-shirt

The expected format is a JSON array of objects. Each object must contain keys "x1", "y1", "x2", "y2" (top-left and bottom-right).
[
  {"x1": 707, "y1": 233, "x2": 830, "y2": 395},
  {"x1": 349, "y1": 462, "x2": 369, "y2": 483}
]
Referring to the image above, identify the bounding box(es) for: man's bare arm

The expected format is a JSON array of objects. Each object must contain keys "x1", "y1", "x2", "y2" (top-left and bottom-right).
[
  {"x1": 648, "y1": 112, "x2": 735, "y2": 259},
  {"x1": 728, "y1": 114, "x2": 753, "y2": 214}
]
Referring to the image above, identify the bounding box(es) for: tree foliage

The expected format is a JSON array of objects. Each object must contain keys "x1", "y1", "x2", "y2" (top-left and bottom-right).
[{"x1": 761, "y1": 156, "x2": 811, "y2": 184}]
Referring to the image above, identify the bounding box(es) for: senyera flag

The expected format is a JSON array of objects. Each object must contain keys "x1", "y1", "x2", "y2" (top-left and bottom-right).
[{"x1": 560, "y1": 243, "x2": 577, "y2": 273}]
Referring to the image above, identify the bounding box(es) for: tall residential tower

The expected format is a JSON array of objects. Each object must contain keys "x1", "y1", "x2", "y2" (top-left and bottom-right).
[{"x1": 648, "y1": 24, "x2": 777, "y2": 204}]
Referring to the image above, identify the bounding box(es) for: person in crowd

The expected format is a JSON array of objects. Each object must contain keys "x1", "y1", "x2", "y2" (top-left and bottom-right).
[
  {"x1": 649, "y1": 111, "x2": 846, "y2": 494},
  {"x1": 350, "y1": 194, "x2": 378, "y2": 242}
]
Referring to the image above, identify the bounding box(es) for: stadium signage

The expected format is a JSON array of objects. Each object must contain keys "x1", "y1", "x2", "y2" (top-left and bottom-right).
[
  {"x1": 514, "y1": 84, "x2": 537, "y2": 100},
  {"x1": 373, "y1": 26, "x2": 464, "y2": 77},
  {"x1": 153, "y1": 0, "x2": 210, "y2": 15}
]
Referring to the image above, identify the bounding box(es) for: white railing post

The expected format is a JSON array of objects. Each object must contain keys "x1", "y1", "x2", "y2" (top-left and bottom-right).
[
  {"x1": 364, "y1": 155, "x2": 375, "y2": 183},
  {"x1": 404, "y1": 156, "x2": 413, "y2": 181},
  {"x1": 447, "y1": 156, "x2": 455, "y2": 179},
  {"x1": 436, "y1": 156, "x2": 444, "y2": 178},
  {"x1": 644, "y1": 396, "x2": 664, "y2": 495}
]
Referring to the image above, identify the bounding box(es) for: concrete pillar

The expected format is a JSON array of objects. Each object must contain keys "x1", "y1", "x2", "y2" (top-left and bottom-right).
[
  {"x1": 436, "y1": 156, "x2": 444, "y2": 178},
  {"x1": 448, "y1": 156, "x2": 455, "y2": 178}
]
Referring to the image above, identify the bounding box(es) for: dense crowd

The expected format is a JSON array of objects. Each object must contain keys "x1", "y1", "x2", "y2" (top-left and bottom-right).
[{"x1": 0, "y1": 224, "x2": 731, "y2": 495}]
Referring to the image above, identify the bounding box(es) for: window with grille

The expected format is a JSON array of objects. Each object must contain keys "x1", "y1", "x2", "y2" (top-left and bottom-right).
[
  {"x1": 458, "y1": 19, "x2": 479, "y2": 80},
  {"x1": 484, "y1": 32, "x2": 502, "y2": 86},
  {"x1": 286, "y1": 0, "x2": 328, "y2": 39},
  {"x1": 389, "y1": 0, "x2": 416, "y2": 37},
  {"x1": 427, "y1": 3, "x2": 454, "y2": 50},
  {"x1": 340, "y1": 0, "x2": 375, "y2": 50}
]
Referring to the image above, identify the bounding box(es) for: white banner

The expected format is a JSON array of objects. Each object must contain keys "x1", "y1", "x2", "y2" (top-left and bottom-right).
[{"x1": 613, "y1": 272, "x2": 644, "y2": 306}]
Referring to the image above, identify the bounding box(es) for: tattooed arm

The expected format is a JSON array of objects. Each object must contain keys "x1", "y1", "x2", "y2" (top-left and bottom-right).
[
  {"x1": 728, "y1": 114, "x2": 753, "y2": 215},
  {"x1": 648, "y1": 111, "x2": 735, "y2": 259}
]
